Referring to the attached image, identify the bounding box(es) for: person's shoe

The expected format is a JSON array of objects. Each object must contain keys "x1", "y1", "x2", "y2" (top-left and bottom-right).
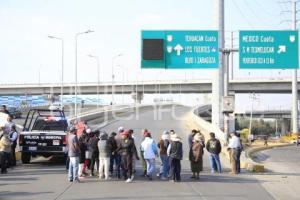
[
  {"x1": 146, "y1": 175, "x2": 153, "y2": 181},
  {"x1": 161, "y1": 177, "x2": 168, "y2": 181},
  {"x1": 90, "y1": 173, "x2": 94, "y2": 177},
  {"x1": 74, "y1": 178, "x2": 80, "y2": 183},
  {"x1": 195, "y1": 176, "x2": 200, "y2": 180},
  {"x1": 190, "y1": 175, "x2": 195, "y2": 179},
  {"x1": 156, "y1": 173, "x2": 161, "y2": 177},
  {"x1": 69, "y1": 179, "x2": 73, "y2": 182},
  {"x1": 125, "y1": 178, "x2": 132, "y2": 183},
  {"x1": 130, "y1": 175, "x2": 135, "y2": 181},
  {"x1": 229, "y1": 172, "x2": 237, "y2": 175}
]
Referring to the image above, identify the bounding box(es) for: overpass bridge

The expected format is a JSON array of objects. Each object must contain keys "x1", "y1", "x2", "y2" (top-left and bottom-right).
[{"x1": 0, "y1": 79, "x2": 300, "y2": 96}]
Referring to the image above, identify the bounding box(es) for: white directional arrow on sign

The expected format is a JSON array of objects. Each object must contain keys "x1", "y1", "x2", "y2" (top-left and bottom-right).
[
  {"x1": 277, "y1": 45, "x2": 286, "y2": 54},
  {"x1": 174, "y1": 44, "x2": 183, "y2": 56}
]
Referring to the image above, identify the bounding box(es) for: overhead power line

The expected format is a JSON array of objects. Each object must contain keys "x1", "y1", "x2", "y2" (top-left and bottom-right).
[{"x1": 232, "y1": 0, "x2": 254, "y2": 28}]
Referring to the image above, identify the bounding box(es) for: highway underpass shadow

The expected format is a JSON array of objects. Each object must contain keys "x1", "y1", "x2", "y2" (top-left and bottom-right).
[
  {"x1": 84, "y1": 168, "x2": 264, "y2": 185},
  {"x1": 248, "y1": 170, "x2": 300, "y2": 177},
  {"x1": 0, "y1": 191, "x2": 53, "y2": 199}
]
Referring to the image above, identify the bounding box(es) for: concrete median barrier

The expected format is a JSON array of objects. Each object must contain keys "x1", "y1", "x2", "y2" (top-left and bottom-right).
[{"x1": 187, "y1": 105, "x2": 271, "y2": 173}]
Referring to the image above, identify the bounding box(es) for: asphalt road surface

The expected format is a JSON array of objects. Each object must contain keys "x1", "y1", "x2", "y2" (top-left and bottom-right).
[
  {"x1": 0, "y1": 105, "x2": 274, "y2": 200},
  {"x1": 252, "y1": 145, "x2": 300, "y2": 200}
]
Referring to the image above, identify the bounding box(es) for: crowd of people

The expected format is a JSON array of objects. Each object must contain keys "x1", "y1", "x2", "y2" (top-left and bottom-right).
[
  {"x1": 0, "y1": 102, "x2": 243, "y2": 181},
  {"x1": 66, "y1": 120, "x2": 242, "y2": 183},
  {"x1": 0, "y1": 105, "x2": 18, "y2": 174}
]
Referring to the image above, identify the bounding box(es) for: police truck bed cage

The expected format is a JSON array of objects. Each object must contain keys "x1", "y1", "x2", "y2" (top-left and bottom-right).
[{"x1": 23, "y1": 109, "x2": 67, "y2": 132}]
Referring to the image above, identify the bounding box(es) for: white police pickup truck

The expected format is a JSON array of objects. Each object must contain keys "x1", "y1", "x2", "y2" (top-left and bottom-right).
[{"x1": 19, "y1": 109, "x2": 68, "y2": 164}]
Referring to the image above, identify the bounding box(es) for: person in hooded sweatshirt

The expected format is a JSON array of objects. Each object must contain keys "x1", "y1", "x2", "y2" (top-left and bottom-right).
[
  {"x1": 140, "y1": 131, "x2": 158, "y2": 181},
  {"x1": 98, "y1": 131, "x2": 110, "y2": 180}
]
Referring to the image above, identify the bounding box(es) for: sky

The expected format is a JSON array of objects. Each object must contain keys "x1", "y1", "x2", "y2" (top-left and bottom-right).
[{"x1": 0, "y1": 0, "x2": 298, "y2": 110}]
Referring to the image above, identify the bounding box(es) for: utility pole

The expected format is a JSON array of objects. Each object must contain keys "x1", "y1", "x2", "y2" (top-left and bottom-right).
[
  {"x1": 291, "y1": 0, "x2": 298, "y2": 134},
  {"x1": 212, "y1": 0, "x2": 225, "y2": 130},
  {"x1": 249, "y1": 93, "x2": 259, "y2": 137},
  {"x1": 230, "y1": 31, "x2": 234, "y2": 80}
]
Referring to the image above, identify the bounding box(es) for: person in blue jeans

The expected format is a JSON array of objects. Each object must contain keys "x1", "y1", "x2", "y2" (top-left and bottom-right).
[
  {"x1": 141, "y1": 132, "x2": 158, "y2": 181},
  {"x1": 67, "y1": 127, "x2": 81, "y2": 183},
  {"x1": 206, "y1": 132, "x2": 222, "y2": 173},
  {"x1": 157, "y1": 131, "x2": 170, "y2": 180}
]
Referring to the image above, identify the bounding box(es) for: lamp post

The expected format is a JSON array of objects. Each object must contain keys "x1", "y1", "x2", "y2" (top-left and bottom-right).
[
  {"x1": 88, "y1": 54, "x2": 100, "y2": 108},
  {"x1": 48, "y1": 35, "x2": 64, "y2": 110},
  {"x1": 116, "y1": 65, "x2": 126, "y2": 104},
  {"x1": 75, "y1": 30, "x2": 94, "y2": 117},
  {"x1": 111, "y1": 54, "x2": 122, "y2": 105}
]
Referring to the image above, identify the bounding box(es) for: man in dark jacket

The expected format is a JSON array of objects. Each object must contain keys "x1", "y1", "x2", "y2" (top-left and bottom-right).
[
  {"x1": 116, "y1": 130, "x2": 136, "y2": 183},
  {"x1": 107, "y1": 132, "x2": 118, "y2": 177},
  {"x1": 206, "y1": 132, "x2": 222, "y2": 173},
  {"x1": 88, "y1": 130, "x2": 99, "y2": 176},
  {"x1": 167, "y1": 134, "x2": 183, "y2": 182},
  {"x1": 128, "y1": 129, "x2": 139, "y2": 180}
]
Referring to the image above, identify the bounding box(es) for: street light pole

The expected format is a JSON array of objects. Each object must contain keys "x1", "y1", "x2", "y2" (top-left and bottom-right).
[
  {"x1": 75, "y1": 30, "x2": 94, "y2": 117},
  {"x1": 291, "y1": 0, "x2": 298, "y2": 134},
  {"x1": 88, "y1": 54, "x2": 100, "y2": 108},
  {"x1": 48, "y1": 35, "x2": 64, "y2": 110},
  {"x1": 111, "y1": 54, "x2": 122, "y2": 105}
]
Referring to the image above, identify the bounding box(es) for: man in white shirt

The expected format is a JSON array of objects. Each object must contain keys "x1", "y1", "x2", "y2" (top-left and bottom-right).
[
  {"x1": 4, "y1": 115, "x2": 15, "y2": 134},
  {"x1": 227, "y1": 132, "x2": 241, "y2": 175}
]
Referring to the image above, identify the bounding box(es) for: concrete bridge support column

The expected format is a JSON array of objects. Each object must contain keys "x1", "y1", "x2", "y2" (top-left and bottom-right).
[
  {"x1": 281, "y1": 118, "x2": 289, "y2": 136},
  {"x1": 131, "y1": 92, "x2": 143, "y2": 104}
]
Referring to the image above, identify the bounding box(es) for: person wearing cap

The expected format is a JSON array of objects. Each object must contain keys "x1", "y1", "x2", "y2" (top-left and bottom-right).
[
  {"x1": 189, "y1": 133, "x2": 204, "y2": 180},
  {"x1": 206, "y1": 132, "x2": 222, "y2": 174},
  {"x1": 227, "y1": 131, "x2": 242, "y2": 175},
  {"x1": 140, "y1": 131, "x2": 158, "y2": 181},
  {"x1": 167, "y1": 134, "x2": 183, "y2": 182},
  {"x1": 157, "y1": 131, "x2": 170, "y2": 180},
  {"x1": 116, "y1": 130, "x2": 136, "y2": 183},
  {"x1": 98, "y1": 131, "x2": 110, "y2": 180},
  {"x1": 67, "y1": 127, "x2": 80, "y2": 182},
  {"x1": 107, "y1": 132, "x2": 118, "y2": 177}
]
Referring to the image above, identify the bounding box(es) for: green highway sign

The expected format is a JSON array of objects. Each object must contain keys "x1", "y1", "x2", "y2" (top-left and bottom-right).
[
  {"x1": 239, "y1": 30, "x2": 299, "y2": 69},
  {"x1": 141, "y1": 30, "x2": 219, "y2": 69}
]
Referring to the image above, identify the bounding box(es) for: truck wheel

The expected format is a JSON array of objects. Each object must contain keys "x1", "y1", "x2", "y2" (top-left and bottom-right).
[{"x1": 21, "y1": 153, "x2": 31, "y2": 164}]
